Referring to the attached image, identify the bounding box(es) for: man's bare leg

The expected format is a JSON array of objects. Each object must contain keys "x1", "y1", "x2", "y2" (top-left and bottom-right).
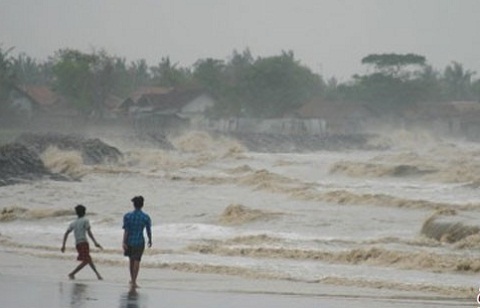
[{"x1": 129, "y1": 259, "x2": 140, "y2": 287}]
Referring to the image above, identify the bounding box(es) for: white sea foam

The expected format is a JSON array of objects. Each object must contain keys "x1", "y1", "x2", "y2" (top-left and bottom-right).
[{"x1": 160, "y1": 223, "x2": 235, "y2": 240}]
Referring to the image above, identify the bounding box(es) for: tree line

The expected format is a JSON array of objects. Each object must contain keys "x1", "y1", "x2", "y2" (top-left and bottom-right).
[{"x1": 1, "y1": 45, "x2": 479, "y2": 120}]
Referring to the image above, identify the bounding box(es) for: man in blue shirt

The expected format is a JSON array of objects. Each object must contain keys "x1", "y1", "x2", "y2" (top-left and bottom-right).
[{"x1": 122, "y1": 196, "x2": 152, "y2": 288}]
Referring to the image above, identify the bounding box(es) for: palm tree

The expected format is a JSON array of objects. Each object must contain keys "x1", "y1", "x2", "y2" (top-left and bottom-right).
[
  {"x1": 151, "y1": 57, "x2": 190, "y2": 87},
  {"x1": 443, "y1": 62, "x2": 476, "y2": 101},
  {"x1": 0, "y1": 46, "x2": 16, "y2": 115}
]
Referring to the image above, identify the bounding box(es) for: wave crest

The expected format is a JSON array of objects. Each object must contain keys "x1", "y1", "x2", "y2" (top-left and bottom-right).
[
  {"x1": 40, "y1": 146, "x2": 86, "y2": 179},
  {"x1": 0, "y1": 206, "x2": 73, "y2": 221},
  {"x1": 421, "y1": 210, "x2": 480, "y2": 243},
  {"x1": 219, "y1": 204, "x2": 283, "y2": 225},
  {"x1": 330, "y1": 161, "x2": 435, "y2": 178},
  {"x1": 170, "y1": 131, "x2": 246, "y2": 156}
]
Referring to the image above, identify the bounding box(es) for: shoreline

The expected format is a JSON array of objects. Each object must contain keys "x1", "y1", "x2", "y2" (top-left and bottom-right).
[{"x1": 0, "y1": 249, "x2": 473, "y2": 307}]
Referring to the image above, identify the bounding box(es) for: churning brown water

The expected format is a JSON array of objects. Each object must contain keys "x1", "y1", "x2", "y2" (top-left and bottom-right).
[{"x1": 1, "y1": 129, "x2": 480, "y2": 299}]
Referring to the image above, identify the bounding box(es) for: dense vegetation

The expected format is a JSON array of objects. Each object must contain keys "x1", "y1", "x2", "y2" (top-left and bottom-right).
[{"x1": 1, "y1": 45, "x2": 479, "y2": 120}]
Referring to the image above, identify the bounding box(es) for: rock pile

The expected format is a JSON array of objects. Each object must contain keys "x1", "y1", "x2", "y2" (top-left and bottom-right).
[
  {"x1": 16, "y1": 133, "x2": 123, "y2": 164},
  {"x1": 0, "y1": 133, "x2": 123, "y2": 186},
  {"x1": 0, "y1": 143, "x2": 64, "y2": 186}
]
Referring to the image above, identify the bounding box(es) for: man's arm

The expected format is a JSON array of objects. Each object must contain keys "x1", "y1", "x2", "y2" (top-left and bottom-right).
[
  {"x1": 61, "y1": 230, "x2": 71, "y2": 253},
  {"x1": 146, "y1": 217, "x2": 152, "y2": 248},
  {"x1": 122, "y1": 230, "x2": 129, "y2": 252}
]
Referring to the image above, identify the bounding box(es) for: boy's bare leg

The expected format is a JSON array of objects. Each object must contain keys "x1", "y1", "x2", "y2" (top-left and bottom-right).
[
  {"x1": 69, "y1": 261, "x2": 88, "y2": 279},
  {"x1": 89, "y1": 262, "x2": 103, "y2": 280}
]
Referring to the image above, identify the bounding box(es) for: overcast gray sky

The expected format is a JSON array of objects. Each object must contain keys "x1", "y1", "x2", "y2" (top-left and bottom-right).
[{"x1": 1, "y1": 0, "x2": 479, "y2": 79}]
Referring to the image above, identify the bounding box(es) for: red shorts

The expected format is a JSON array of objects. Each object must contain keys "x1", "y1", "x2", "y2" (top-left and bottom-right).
[{"x1": 76, "y1": 242, "x2": 91, "y2": 262}]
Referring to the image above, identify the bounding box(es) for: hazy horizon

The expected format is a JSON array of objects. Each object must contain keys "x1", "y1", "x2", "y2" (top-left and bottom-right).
[{"x1": 1, "y1": 0, "x2": 479, "y2": 79}]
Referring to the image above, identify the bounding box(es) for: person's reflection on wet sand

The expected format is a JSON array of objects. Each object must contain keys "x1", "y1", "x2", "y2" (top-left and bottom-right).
[
  {"x1": 120, "y1": 286, "x2": 145, "y2": 308},
  {"x1": 71, "y1": 283, "x2": 88, "y2": 308}
]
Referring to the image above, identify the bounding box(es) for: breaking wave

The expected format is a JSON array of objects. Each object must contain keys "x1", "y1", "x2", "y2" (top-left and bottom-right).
[
  {"x1": 0, "y1": 235, "x2": 474, "y2": 298},
  {"x1": 169, "y1": 168, "x2": 480, "y2": 211},
  {"x1": 122, "y1": 149, "x2": 177, "y2": 171},
  {"x1": 225, "y1": 165, "x2": 254, "y2": 174},
  {"x1": 170, "y1": 131, "x2": 246, "y2": 157},
  {"x1": 366, "y1": 128, "x2": 439, "y2": 150},
  {"x1": 330, "y1": 145, "x2": 480, "y2": 184},
  {"x1": 329, "y1": 161, "x2": 436, "y2": 178},
  {"x1": 118, "y1": 134, "x2": 246, "y2": 173},
  {"x1": 40, "y1": 146, "x2": 86, "y2": 180},
  {"x1": 185, "y1": 243, "x2": 480, "y2": 274},
  {"x1": 421, "y1": 210, "x2": 480, "y2": 243},
  {"x1": 218, "y1": 204, "x2": 283, "y2": 225},
  {"x1": 0, "y1": 206, "x2": 73, "y2": 221}
]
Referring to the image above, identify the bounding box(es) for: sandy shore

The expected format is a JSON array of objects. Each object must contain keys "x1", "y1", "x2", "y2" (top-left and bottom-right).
[{"x1": 0, "y1": 249, "x2": 472, "y2": 307}]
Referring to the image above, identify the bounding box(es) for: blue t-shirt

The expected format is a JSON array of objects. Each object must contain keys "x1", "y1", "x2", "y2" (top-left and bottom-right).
[{"x1": 123, "y1": 209, "x2": 151, "y2": 246}]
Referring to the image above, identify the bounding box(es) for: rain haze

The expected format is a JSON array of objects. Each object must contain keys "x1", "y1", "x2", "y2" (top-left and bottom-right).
[
  {"x1": 3, "y1": 2, "x2": 480, "y2": 308},
  {"x1": 1, "y1": 0, "x2": 479, "y2": 79}
]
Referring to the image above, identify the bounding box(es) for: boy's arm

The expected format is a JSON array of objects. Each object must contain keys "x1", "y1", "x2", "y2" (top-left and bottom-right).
[
  {"x1": 87, "y1": 228, "x2": 103, "y2": 250},
  {"x1": 61, "y1": 230, "x2": 71, "y2": 253}
]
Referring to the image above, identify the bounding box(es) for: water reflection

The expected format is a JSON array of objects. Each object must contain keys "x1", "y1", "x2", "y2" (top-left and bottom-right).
[
  {"x1": 59, "y1": 282, "x2": 88, "y2": 308},
  {"x1": 120, "y1": 287, "x2": 144, "y2": 308}
]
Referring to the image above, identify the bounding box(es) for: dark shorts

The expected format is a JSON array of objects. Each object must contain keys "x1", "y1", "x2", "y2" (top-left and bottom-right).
[
  {"x1": 124, "y1": 244, "x2": 145, "y2": 261},
  {"x1": 76, "y1": 242, "x2": 91, "y2": 262}
]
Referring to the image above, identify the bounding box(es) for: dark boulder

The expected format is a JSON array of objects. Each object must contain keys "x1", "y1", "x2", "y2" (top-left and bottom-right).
[
  {"x1": 15, "y1": 133, "x2": 123, "y2": 164},
  {"x1": 0, "y1": 143, "x2": 66, "y2": 186},
  {"x1": 0, "y1": 133, "x2": 124, "y2": 187}
]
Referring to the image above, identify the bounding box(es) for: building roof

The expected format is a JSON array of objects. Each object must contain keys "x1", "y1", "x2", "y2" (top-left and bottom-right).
[
  {"x1": 138, "y1": 89, "x2": 209, "y2": 112},
  {"x1": 22, "y1": 85, "x2": 60, "y2": 106}
]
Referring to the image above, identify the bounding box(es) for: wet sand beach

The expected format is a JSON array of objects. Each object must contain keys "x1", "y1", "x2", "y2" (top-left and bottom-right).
[{"x1": 0, "y1": 249, "x2": 472, "y2": 308}]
